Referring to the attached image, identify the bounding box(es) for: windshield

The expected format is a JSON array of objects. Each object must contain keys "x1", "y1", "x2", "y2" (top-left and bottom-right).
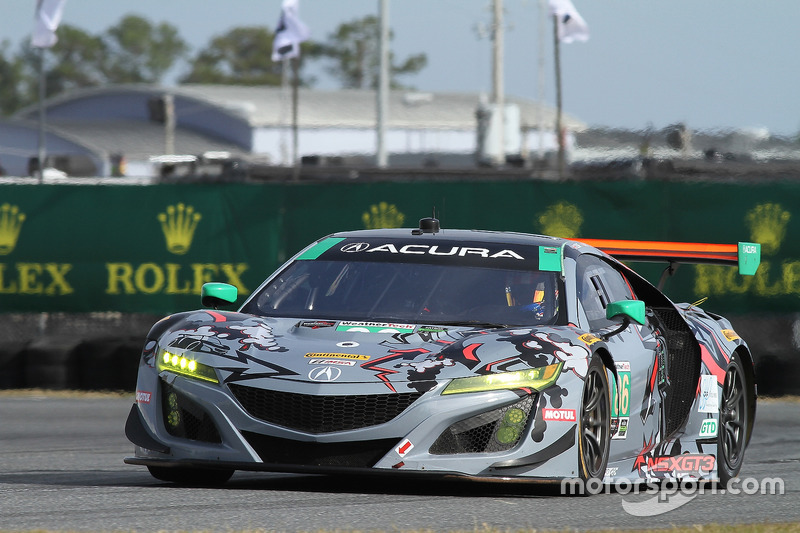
[{"x1": 242, "y1": 260, "x2": 565, "y2": 327}]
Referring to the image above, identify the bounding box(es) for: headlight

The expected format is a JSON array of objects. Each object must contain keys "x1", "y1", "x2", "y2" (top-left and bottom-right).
[
  {"x1": 442, "y1": 362, "x2": 563, "y2": 395},
  {"x1": 157, "y1": 349, "x2": 219, "y2": 384}
]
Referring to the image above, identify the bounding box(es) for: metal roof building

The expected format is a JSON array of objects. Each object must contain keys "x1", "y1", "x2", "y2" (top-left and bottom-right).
[{"x1": 1, "y1": 85, "x2": 584, "y2": 177}]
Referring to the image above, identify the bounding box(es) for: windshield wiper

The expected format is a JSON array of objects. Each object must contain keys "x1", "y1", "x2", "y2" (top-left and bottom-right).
[{"x1": 423, "y1": 320, "x2": 511, "y2": 329}]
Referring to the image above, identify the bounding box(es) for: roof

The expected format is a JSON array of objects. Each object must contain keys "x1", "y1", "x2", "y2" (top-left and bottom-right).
[{"x1": 17, "y1": 84, "x2": 586, "y2": 132}]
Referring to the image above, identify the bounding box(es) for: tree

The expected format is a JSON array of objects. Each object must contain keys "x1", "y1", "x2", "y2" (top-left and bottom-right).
[
  {"x1": 103, "y1": 14, "x2": 188, "y2": 83},
  {"x1": 17, "y1": 24, "x2": 108, "y2": 100},
  {"x1": 318, "y1": 15, "x2": 427, "y2": 90},
  {"x1": 0, "y1": 41, "x2": 26, "y2": 115}
]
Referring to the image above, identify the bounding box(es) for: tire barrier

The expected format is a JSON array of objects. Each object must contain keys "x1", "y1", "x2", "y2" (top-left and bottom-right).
[{"x1": 0, "y1": 315, "x2": 796, "y2": 395}]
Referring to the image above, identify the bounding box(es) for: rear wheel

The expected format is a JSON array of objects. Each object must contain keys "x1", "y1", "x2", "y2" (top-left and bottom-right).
[
  {"x1": 578, "y1": 356, "x2": 611, "y2": 482},
  {"x1": 147, "y1": 465, "x2": 234, "y2": 486},
  {"x1": 718, "y1": 351, "x2": 751, "y2": 485}
]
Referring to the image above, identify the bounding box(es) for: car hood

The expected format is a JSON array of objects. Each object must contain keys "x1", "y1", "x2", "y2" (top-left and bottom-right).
[{"x1": 151, "y1": 310, "x2": 596, "y2": 393}]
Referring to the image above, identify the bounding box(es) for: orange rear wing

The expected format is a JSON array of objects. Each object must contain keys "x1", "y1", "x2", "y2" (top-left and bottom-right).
[{"x1": 575, "y1": 239, "x2": 761, "y2": 276}]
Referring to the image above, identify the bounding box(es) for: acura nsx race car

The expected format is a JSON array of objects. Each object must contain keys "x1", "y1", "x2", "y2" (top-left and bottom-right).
[{"x1": 125, "y1": 218, "x2": 761, "y2": 488}]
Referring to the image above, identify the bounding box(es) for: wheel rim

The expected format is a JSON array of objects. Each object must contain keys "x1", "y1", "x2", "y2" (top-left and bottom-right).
[
  {"x1": 581, "y1": 367, "x2": 609, "y2": 478},
  {"x1": 720, "y1": 360, "x2": 746, "y2": 469}
]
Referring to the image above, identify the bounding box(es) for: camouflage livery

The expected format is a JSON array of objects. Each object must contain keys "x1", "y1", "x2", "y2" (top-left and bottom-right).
[{"x1": 125, "y1": 223, "x2": 758, "y2": 487}]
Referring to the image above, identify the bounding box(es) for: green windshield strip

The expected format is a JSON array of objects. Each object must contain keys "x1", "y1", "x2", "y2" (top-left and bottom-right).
[
  {"x1": 538, "y1": 245, "x2": 562, "y2": 273},
  {"x1": 296, "y1": 238, "x2": 346, "y2": 260}
]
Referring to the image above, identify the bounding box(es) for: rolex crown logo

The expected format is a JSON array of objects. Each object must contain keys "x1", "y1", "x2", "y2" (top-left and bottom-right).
[
  {"x1": 746, "y1": 203, "x2": 790, "y2": 256},
  {"x1": 539, "y1": 201, "x2": 584, "y2": 239},
  {"x1": 0, "y1": 203, "x2": 26, "y2": 255},
  {"x1": 158, "y1": 203, "x2": 201, "y2": 255},
  {"x1": 362, "y1": 202, "x2": 405, "y2": 229}
]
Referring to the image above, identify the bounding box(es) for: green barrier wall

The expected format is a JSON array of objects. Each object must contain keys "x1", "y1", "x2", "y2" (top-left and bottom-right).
[{"x1": 1, "y1": 180, "x2": 798, "y2": 315}]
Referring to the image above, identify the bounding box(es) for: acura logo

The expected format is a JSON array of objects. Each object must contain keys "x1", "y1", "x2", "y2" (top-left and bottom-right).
[
  {"x1": 341, "y1": 242, "x2": 370, "y2": 253},
  {"x1": 308, "y1": 366, "x2": 342, "y2": 382}
]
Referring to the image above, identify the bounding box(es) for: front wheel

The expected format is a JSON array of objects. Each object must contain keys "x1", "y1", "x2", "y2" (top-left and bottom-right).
[
  {"x1": 717, "y1": 351, "x2": 752, "y2": 485},
  {"x1": 578, "y1": 356, "x2": 611, "y2": 482},
  {"x1": 147, "y1": 465, "x2": 234, "y2": 486}
]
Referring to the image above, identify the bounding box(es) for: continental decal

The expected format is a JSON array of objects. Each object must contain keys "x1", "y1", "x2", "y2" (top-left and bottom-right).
[
  {"x1": 304, "y1": 352, "x2": 371, "y2": 361},
  {"x1": 105, "y1": 263, "x2": 249, "y2": 295},
  {"x1": 579, "y1": 333, "x2": 602, "y2": 345}
]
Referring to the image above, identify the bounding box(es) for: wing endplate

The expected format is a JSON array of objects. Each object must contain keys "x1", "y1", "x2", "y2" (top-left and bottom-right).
[{"x1": 575, "y1": 239, "x2": 761, "y2": 275}]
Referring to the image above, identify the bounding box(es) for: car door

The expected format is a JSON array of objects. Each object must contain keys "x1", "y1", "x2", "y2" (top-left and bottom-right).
[{"x1": 575, "y1": 254, "x2": 664, "y2": 463}]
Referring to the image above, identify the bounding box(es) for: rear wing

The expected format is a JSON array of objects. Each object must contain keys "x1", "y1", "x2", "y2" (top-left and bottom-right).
[{"x1": 575, "y1": 239, "x2": 761, "y2": 276}]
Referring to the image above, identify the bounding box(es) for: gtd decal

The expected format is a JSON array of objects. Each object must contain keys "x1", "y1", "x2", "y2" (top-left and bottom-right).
[
  {"x1": 700, "y1": 419, "x2": 718, "y2": 437},
  {"x1": 542, "y1": 408, "x2": 576, "y2": 422}
]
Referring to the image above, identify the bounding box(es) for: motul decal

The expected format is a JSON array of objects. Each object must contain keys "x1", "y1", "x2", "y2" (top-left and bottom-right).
[
  {"x1": 136, "y1": 391, "x2": 152, "y2": 404},
  {"x1": 542, "y1": 408, "x2": 577, "y2": 422}
]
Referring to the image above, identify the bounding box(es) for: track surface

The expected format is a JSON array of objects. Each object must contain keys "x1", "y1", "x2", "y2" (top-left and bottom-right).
[{"x1": 0, "y1": 395, "x2": 797, "y2": 532}]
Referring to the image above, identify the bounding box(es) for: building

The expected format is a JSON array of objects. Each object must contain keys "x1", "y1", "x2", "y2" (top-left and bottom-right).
[{"x1": 1, "y1": 85, "x2": 585, "y2": 177}]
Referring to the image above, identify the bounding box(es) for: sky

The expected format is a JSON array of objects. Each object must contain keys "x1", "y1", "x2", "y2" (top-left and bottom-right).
[{"x1": 2, "y1": 0, "x2": 799, "y2": 136}]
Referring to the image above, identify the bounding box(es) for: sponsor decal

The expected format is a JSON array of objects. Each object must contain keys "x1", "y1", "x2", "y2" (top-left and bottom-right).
[
  {"x1": 136, "y1": 390, "x2": 152, "y2": 404},
  {"x1": 308, "y1": 359, "x2": 357, "y2": 366},
  {"x1": 698, "y1": 374, "x2": 720, "y2": 413},
  {"x1": 649, "y1": 454, "x2": 716, "y2": 476},
  {"x1": 579, "y1": 333, "x2": 602, "y2": 345},
  {"x1": 341, "y1": 242, "x2": 370, "y2": 253},
  {"x1": 542, "y1": 408, "x2": 577, "y2": 422},
  {"x1": 699, "y1": 418, "x2": 718, "y2": 438},
  {"x1": 605, "y1": 467, "x2": 618, "y2": 477},
  {"x1": 611, "y1": 417, "x2": 629, "y2": 440},
  {"x1": 305, "y1": 352, "x2": 370, "y2": 360},
  {"x1": 298, "y1": 320, "x2": 336, "y2": 329},
  {"x1": 336, "y1": 341, "x2": 360, "y2": 348},
  {"x1": 611, "y1": 361, "x2": 631, "y2": 417},
  {"x1": 336, "y1": 321, "x2": 416, "y2": 334},
  {"x1": 721, "y1": 329, "x2": 740, "y2": 342},
  {"x1": 396, "y1": 438, "x2": 414, "y2": 457},
  {"x1": 339, "y1": 241, "x2": 525, "y2": 260},
  {"x1": 308, "y1": 366, "x2": 342, "y2": 382}
]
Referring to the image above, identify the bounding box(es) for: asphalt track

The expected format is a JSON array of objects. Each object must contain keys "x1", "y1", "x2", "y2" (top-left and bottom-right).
[{"x1": 0, "y1": 395, "x2": 798, "y2": 532}]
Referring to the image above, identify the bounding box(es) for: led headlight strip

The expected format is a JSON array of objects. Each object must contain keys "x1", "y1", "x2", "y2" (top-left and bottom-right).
[
  {"x1": 157, "y1": 349, "x2": 219, "y2": 384},
  {"x1": 442, "y1": 361, "x2": 563, "y2": 395}
]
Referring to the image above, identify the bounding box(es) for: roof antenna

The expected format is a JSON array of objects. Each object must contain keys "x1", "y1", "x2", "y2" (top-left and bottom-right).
[{"x1": 412, "y1": 206, "x2": 440, "y2": 235}]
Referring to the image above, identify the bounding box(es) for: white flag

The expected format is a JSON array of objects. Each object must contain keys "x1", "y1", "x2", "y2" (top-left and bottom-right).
[
  {"x1": 32, "y1": 0, "x2": 67, "y2": 48},
  {"x1": 271, "y1": 0, "x2": 310, "y2": 62},
  {"x1": 548, "y1": 0, "x2": 589, "y2": 43}
]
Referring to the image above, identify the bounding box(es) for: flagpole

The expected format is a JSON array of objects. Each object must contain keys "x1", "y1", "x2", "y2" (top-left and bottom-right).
[
  {"x1": 492, "y1": 0, "x2": 505, "y2": 167},
  {"x1": 553, "y1": 12, "x2": 564, "y2": 179},
  {"x1": 376, "y1": 0, "x2": 389, "y2": 168},
  {"x1": 37, "y1": 47, "x2": 46, "y2": 182},
  {"x1": 292, "y1": 56, "x2": 300, "y2": 180}
]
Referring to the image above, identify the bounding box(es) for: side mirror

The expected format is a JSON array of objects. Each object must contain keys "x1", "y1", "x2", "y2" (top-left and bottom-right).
[
  {"x1": 201, "y1": 282, "x2": 238, "y2": 309},
  {"x1": 601, "y1": 300, "x2": 646, "y2": 341},
  {"x1": 606, "y1": 300, "x2": 646, "y2": 325}
]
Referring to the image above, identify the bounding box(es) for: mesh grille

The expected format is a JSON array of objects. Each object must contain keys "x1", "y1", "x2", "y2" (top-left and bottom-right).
[
  {"x1": 160, "y1": 379, "x2": 222, "y2": 443},
  {"x1": 653, "y1": 307, "x2": 701, "y2": 437},
  {"x1": 429, "y1": 394, "x2": 536, "y2": 455},
  {"x1": 241, "y1": 431, "x2": 398, "y2": 467},
  {"x1": 228, "y1": 383, "x2": 423, "y2": 434}
]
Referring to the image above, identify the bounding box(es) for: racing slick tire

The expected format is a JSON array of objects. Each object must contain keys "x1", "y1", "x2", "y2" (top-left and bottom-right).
[
  {"x1": 577, "y1": 356, "x2": 611, "y2": 484},
  {"x1": 147, "y1": 465, "x2": 234, "y2": 486},
  {"x1": 717, "y1": 351, "x2": 752, "y2": 485}
]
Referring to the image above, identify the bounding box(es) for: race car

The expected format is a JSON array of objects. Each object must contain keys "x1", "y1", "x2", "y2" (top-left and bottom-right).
[{"x1": 125, "y1": 218, "x2": 760, "y2": 488}]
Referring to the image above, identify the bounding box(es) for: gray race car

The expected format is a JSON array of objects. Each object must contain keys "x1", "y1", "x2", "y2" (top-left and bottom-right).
[{"x1": 125, "y1": 218, "x2": 760, "y2": 489}]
